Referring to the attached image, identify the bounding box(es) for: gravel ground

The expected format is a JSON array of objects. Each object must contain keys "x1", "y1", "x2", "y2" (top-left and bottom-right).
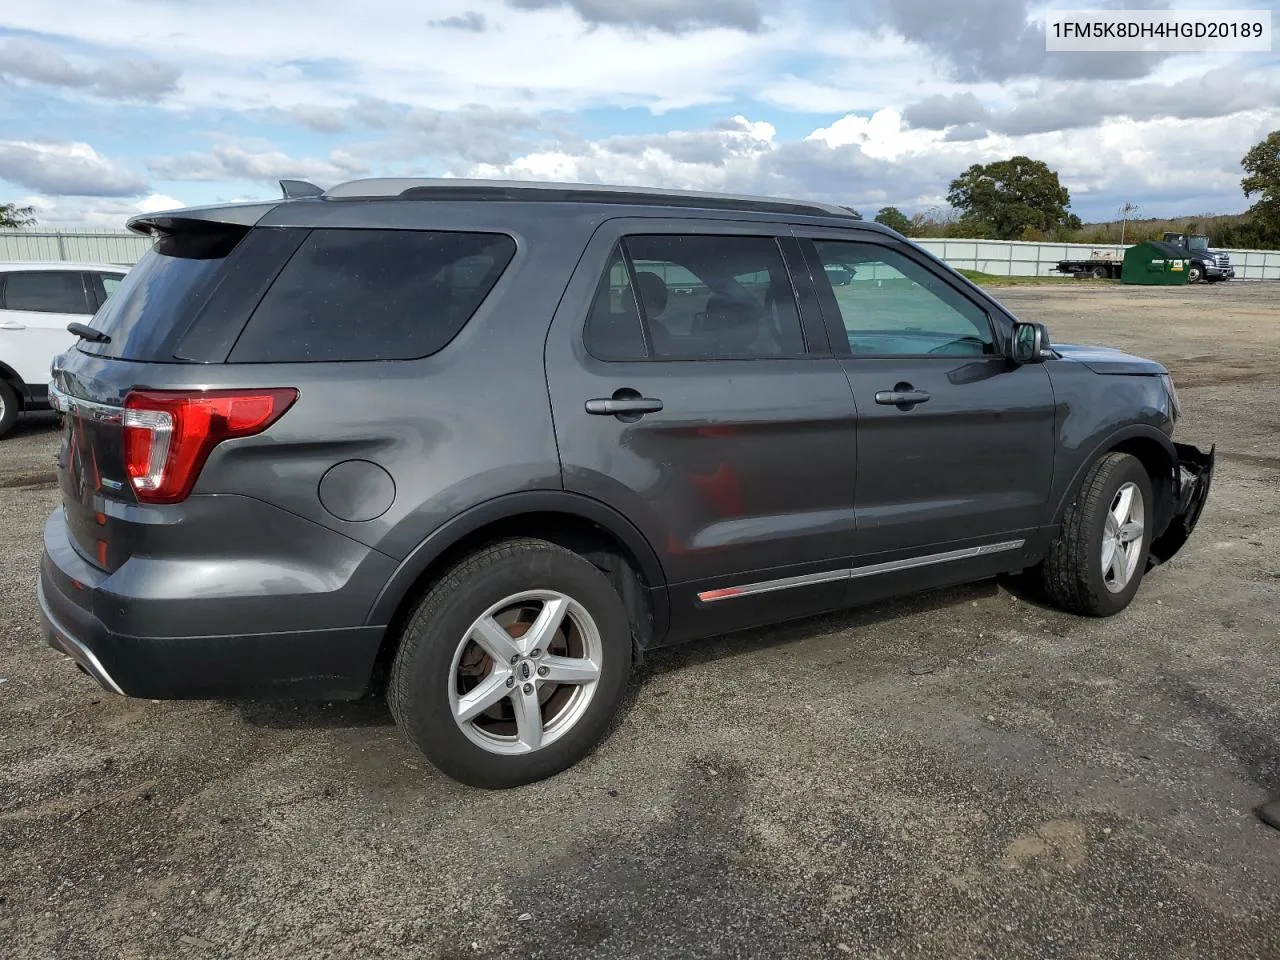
[{"x1": 1, "y1": 282, "x2": 1277, "y2": 960}]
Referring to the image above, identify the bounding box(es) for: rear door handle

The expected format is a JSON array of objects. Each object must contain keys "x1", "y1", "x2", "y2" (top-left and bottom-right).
[
  {"x1": 0, "y1": 321, "x2": 26, "y2": 330},
  {"x1": 585, "y1": 397, "x2": 664, "y2": 416},
  {"x1": 875, "y1": 389, "x2": 931, "y2": 407}
]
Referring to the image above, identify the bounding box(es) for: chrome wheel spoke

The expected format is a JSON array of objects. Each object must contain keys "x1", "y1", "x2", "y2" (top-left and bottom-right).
[
  {"x1": 511, "y1": 686, "x2": 544, "y2": 751},
  {"x1": 454, "y1": 670, "x2": 512, "y2": 723},
  {"x1": 1111, "y1": 485, "x2": 1134, "y2": 528},
  {"x1": 523, "y1": 595, "x2": 570, "y2": 655},
  {"x1": 470, "y1": 615, "x2": 521, "y2": 665},
  {"x1": 1119, "y1": 520, "x2": 1143, "y2": 543},
  {"x1": 1101, "y1": 539, "x2": 1118, "y2": 576},
  {"x1": 539, "y1": 654, "x2": 600, "y2": 686},
  {"x1": 1109, "y1": 542, "x2": 1129, "y2": 583}
]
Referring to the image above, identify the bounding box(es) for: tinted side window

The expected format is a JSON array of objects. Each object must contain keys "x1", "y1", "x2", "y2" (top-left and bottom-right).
[
  {"x1": 229, "y1": 229, "x2": 516, "y2": 363},
  {"x1": 584, "y1": 246, "x2": 647, "y2": 361},
  {"x1": 2, "y1": 272, "x2": 91, "y2": 314},
  {"x1": 100, "y1": 274, "x2": 124, "y2": 298},
  {"x1": 625, "y1": 235, "x2": 804, "y2": 360},
  {"x1": 811, "y1": 241, "x2": 995, "y2": 357}
]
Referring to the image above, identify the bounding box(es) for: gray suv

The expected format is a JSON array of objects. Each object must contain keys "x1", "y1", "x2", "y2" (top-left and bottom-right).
[{"x1": 39, "y1": 179, "x2": 1214, "y2": 788}]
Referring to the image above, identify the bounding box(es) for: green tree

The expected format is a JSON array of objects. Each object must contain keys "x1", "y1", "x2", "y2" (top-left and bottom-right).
[
  {"x1": 874, "y1": 206, "x2": 912, "y2": 234},
  {"x1": 0, "y1": 202, "x2": 37, "y2": 228},
  {"x1": 946, "y1": 156, "x2": 1076, "y2": 240},
  {"x1": 1241, "y1": 129, "x2": 1280, "y2": 246}
]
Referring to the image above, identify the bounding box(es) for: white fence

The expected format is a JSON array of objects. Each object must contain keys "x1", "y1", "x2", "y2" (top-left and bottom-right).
[
  {"x1": 0, "y1": 228, "x2": 152, "y2": 265},
  {"x1": 1, "y1": 229, "x2": 1278, "y2": 281},
  {"x1": 914, "y1": 238, "x2": 1280, "y2": 281}
]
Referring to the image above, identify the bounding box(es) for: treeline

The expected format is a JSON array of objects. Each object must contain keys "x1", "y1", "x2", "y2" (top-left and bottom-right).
[
  {"x1": 896, "y1": 209, "x2": 1269, "y2": 248},
  {"x1": 867, "y1": 129, "x2": 1280, "y2": 249}
]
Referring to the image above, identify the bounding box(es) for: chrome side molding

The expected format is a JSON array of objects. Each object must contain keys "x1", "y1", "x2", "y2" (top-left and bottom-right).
[{"x1": 697, "y1": 539, "x2": 1026, "y2": 603}]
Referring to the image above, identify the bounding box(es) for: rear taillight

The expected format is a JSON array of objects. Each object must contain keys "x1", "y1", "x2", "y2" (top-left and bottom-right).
[{"x1": 123, "y1": 388, "x2": 298, "y2": 504}]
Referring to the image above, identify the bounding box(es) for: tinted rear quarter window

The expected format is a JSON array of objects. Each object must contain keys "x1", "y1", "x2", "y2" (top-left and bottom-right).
[
  {"x1": 228, "y1": 229, "x2": 516, "y2": 363},
  {"x1": 78, "y1": 226, "x2": 248, "y2": 359},
  {"x1": 2, "y1": 272, "x2": 91, "y2": 314}
]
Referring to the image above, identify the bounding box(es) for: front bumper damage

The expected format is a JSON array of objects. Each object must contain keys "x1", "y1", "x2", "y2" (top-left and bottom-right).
[{"x1": 1149, "y1": 442, "x2": 1215, "y2": 566}]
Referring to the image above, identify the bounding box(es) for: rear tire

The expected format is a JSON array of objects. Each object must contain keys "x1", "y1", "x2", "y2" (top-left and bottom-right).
[
  {"x1": 1042, "y1": 453, "x2": 1153, "y2": 617},
  {"x1": 1091, "y1": 266, "x2": 1108, "y2": 280},
  {"x1": 0, "y1": 382, "x2": 18, "y2": 438},
  {"x1": 388, "y1": 538, "x2": 632, "y2": 788}
]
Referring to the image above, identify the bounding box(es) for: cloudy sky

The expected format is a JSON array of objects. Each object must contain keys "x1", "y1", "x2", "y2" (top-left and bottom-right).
[{"x1": 1, "y1": 0, "x2": 1277, "y2": 227}]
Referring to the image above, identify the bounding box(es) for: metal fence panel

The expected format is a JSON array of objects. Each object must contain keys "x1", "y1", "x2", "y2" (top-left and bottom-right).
[
  {"x1": 0, "y1": 229, "x2": 151, "y2": 265},
  {"x1": 1, "y1": 229, "x2": 1276, "y2": 280}
]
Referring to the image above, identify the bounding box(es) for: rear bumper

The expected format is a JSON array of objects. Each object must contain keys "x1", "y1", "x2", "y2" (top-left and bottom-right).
[
  {"x1": 38, "y1": 512, "x2": 387, "y2": 701},
  {"x1": 1149, "y1": 442, "x2": 1214, "y2": 566}
]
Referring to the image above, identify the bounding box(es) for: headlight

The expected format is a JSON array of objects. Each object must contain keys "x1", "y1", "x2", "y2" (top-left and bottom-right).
[{"x1": 1160, "y1": 373, "x2": 1181, "y2": 421}]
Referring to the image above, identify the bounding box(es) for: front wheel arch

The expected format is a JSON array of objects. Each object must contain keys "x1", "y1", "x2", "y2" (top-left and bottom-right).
[{"x1": 1052, "y1": 430, "x2": 1177, "y2": 545}]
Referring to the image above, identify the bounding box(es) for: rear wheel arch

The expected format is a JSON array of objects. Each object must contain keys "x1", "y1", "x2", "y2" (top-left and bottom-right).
[{"x1": 365, "y1": 493, "x2": 669, "y2": 690}]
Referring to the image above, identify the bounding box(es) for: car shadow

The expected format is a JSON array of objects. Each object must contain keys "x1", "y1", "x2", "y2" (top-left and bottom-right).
[
  {"x1": 10, "y1": 411, "x2": 61, "y2": 436},
  {"x1": 232, "y1": 697, "x2": 394, "y2": 730},
  {"x1": 637, "y1": 577, "x2": 1008, "y2": 680}
]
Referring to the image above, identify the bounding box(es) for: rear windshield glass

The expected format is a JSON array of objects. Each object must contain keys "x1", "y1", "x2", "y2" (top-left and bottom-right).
[
  {"x1": 78, "y1": 227, "x2": 245, "y2": 359},
  {"x1": 227, "y1": 229, "x2": 516, "y2": 363}
]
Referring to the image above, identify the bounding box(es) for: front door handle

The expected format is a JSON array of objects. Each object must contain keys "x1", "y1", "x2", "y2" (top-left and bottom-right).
[
  {"x1": 875, "y1": 387, "x2": 931, "y2": 408},
  {"x1": 585, "y1": 397, "x2": 664, "y2": 417},
  {"x1": 0, "y1": 321, "x2": 26, "y2": 331}
]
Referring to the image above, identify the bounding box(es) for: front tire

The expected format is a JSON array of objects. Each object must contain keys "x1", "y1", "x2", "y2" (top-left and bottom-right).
[
  {"x1": 1188, "y1": 263, "x2": 1204, "y2": 283},
  {"x1": 388, "y1": 538, "x2": 633, "y2": 788},
  {"x1": 1042, "y1": 453, "x2": 1154, "y2": 617}
]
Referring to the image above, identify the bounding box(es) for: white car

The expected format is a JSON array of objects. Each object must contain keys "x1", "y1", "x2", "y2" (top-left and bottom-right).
[{"x1": 0, "y1": 262, "x2": 128, "y2": 437}]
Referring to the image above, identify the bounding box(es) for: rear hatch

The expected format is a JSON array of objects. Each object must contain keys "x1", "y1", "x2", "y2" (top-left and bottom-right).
[{"x1": 52, "y1": 211, "x2": 293, "y2": 572}]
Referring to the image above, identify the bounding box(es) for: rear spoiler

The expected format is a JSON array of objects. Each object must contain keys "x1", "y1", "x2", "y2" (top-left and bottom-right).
[
  {"x1": 126, "y1": 201, "x2": 281, "y2": 238},
  {"x1": 126, "y1": 181, "x2": 322, "y2": 238}
]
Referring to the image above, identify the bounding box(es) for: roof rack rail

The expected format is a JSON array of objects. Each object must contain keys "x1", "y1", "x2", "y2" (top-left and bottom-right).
[
  {"x1": 280, "y1": 179, "x2": 323, "y2": 199},
  {"x1": 321, "y1": 177, "x2": 856, "y2": 219}
]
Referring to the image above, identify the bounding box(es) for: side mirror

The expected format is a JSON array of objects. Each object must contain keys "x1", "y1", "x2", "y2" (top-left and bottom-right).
[{"x1": 1010, "y1": 321, "x2": 1050, "y2": 363}]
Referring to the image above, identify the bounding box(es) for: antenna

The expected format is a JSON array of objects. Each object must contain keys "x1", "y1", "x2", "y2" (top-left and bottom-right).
[{"x1": 280, "y1": 179, "x2": 323, "y2": 199}]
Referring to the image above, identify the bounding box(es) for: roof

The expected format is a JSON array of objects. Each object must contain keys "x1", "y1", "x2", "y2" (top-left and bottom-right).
[{"x1": 0, "y1": 260, "x2": 129, "y2": 272}]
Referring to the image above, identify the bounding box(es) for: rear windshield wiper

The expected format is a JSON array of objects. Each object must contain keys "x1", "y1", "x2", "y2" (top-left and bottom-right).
[{"x1": 67, "y1": 322, "x2": 110, "y2": 344}]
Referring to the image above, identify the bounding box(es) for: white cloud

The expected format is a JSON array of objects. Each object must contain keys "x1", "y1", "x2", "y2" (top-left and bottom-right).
[
  {"x1": 147, "y1": 145, "x2": 367, "y2": 184},
  {"x1": 0, "y1": 141, "x2": 148, "y2": 196},
  {"x1": 463, "y1": 107, "x2": 1280, "y2": 218},
  {"x1": 0, "y1": 37, "x2": 180, "y2": 101},
  {"x1": 20, "y1": 192, "x2": 182, "y2": 229}
]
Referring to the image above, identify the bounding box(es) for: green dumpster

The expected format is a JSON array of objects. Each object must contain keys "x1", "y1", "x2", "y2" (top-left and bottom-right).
[{"x1": 1121, "y1": 240, "x2": 1191, "y2": 285}]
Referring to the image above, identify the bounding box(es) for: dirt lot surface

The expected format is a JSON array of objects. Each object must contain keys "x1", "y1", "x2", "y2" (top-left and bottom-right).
[{"x1": 2, "y1": 282, "x2": 1278, "y2": 960}]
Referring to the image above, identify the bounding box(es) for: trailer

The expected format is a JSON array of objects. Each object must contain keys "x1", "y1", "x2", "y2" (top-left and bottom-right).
[{"x1": 1055, "y1": 250, "x2": 1124, "y2": 279}]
